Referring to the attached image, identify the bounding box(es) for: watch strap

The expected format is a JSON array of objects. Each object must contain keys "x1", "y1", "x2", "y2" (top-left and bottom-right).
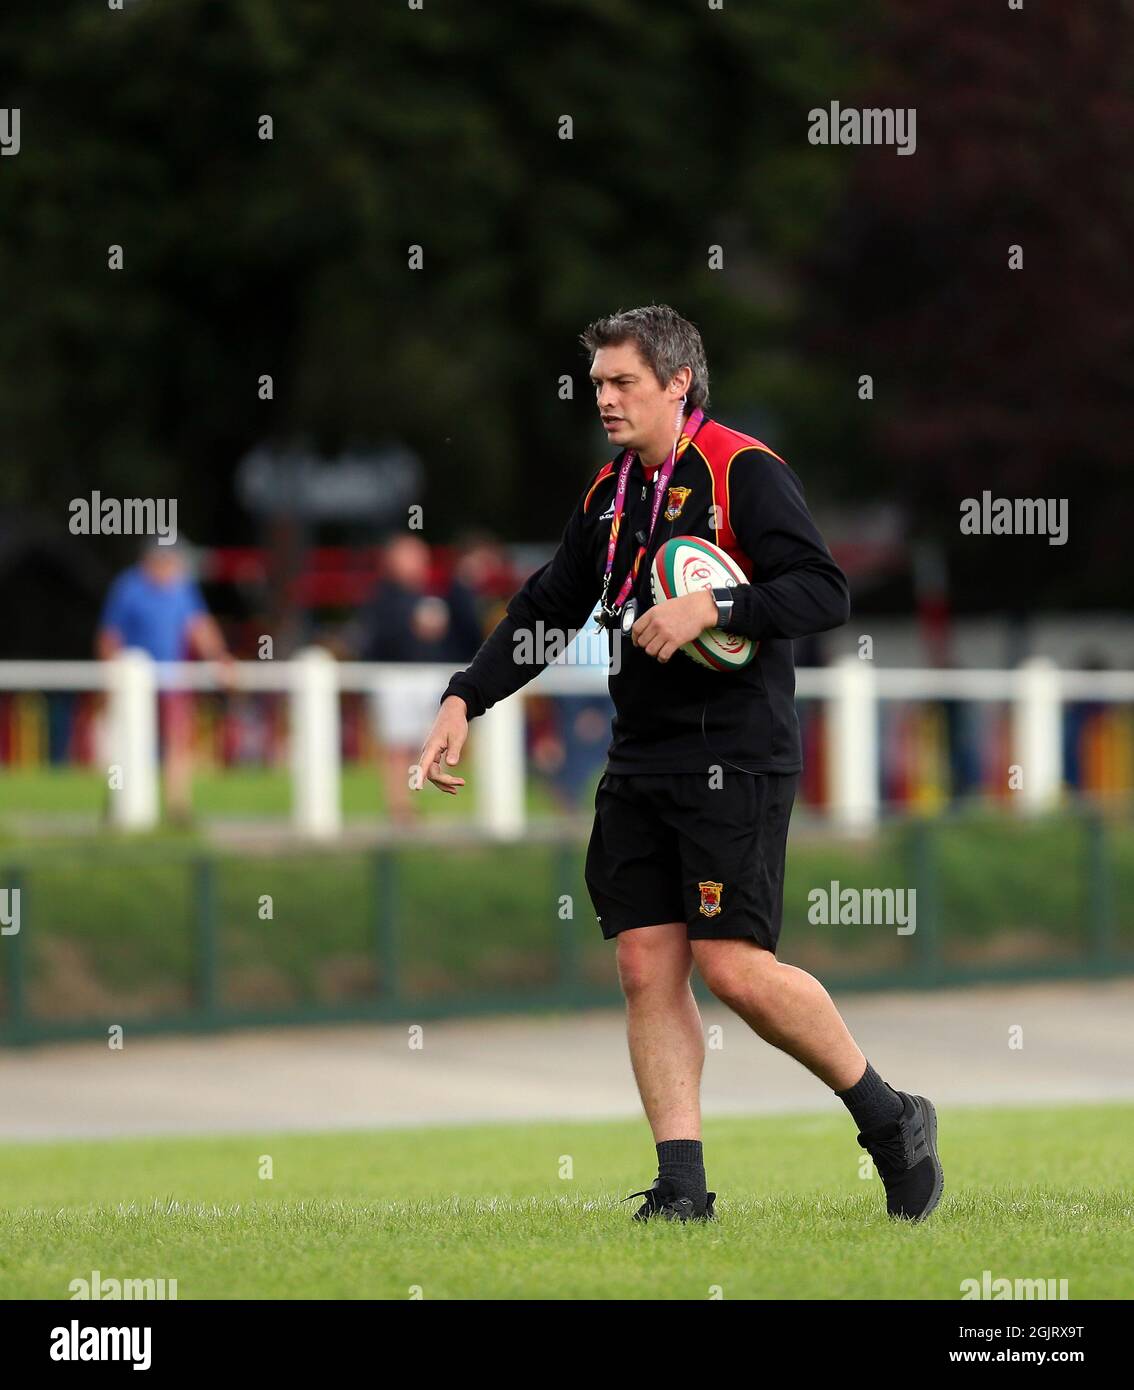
[{"x1": 711, "y1": 587, "x2": 735, "y2": 631}]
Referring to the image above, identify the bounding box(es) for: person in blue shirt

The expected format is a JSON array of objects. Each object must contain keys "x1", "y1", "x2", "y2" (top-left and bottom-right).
[{"x1": 97, "y1": 541, "x2": 233, "y2": 823}]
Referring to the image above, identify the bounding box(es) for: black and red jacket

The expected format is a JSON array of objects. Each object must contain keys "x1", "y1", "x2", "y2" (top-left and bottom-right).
[{"x1": 441, "y1": 414, "x2": 850, "y2": 774}]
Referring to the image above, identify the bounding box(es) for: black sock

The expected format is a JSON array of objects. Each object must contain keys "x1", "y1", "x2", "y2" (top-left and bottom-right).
[
  {"x1": 837, "y1": 1062, "x2": 904, "y2": 1133},
  {"x1": 656, "y1": 1139, "x2": 707, "y2": 1205}
]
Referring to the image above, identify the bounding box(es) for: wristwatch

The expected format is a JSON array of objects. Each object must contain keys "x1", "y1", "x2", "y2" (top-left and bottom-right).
[{"x1": 710, "y1": 586, "x2": 735, "y2": 631}]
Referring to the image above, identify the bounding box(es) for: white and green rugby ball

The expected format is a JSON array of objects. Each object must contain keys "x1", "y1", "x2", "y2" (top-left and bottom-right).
[{"x1": 650, "y1": 535, "x2": 755, "y2": 671}]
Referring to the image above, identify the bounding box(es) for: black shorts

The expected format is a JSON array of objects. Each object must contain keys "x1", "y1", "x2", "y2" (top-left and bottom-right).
[{"x1": 584, "y1": 769, "x2": 798, "y2": 950}]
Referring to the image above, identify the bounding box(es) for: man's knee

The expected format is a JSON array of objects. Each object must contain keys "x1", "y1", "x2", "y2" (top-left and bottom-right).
[
  {"x1": 692, "y1": 938, "x2": 776, "y2": 1011},
  {"x1": 615, "y1": 923, "x2": 691, "y2": 999}
]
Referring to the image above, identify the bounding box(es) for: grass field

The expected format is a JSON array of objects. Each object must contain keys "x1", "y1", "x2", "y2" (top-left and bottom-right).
[
  {"x1": 2, "y1": 1104, "x2": 1131, "y2": 1299},
  {"x1": 0, "y1": 764, "x2": 581, "y2": 822}
]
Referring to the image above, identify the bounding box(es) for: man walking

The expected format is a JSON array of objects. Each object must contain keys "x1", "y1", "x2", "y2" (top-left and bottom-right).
[{"x1": 416, "y1": 305, "x2": 943, "y2": 1224}]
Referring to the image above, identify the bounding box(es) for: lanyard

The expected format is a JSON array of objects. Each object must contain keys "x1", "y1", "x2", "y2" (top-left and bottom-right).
[{"x1": 597, "y1": 406, "x2": 704, "y2": 627}]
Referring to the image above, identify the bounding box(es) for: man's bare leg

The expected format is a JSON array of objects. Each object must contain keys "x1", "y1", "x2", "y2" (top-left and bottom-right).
[
  {"x1": 689, "y1": 937, "x2": 944, "y2": 1221},
  {"x1": 384, "y1": 746, "x2": 416, "y2": 823},
  {"x1": 616, "y1": 923, "x2": 703, "y2": 1140},
  {"x1": 690, "y1": 938, "x2": 865, "y2": 1091},
  {"x1": 163, "y1": 701, "x2": 194, "y2": 824},
  {"x1": 163, "y1": 748, "x2": 193, "y2": 823}
]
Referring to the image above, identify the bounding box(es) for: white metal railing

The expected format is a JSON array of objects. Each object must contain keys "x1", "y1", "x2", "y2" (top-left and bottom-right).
[{"x1": 0, "y1": 653, "x2": 1132, "y2": 838}]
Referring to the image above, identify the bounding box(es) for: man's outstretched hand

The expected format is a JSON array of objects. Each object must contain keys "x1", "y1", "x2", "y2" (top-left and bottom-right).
[{"x1": 414, "y1": 695, "x2": 469, "y2": 794}]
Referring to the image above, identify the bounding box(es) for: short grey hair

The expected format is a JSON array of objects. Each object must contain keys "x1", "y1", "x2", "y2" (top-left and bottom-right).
[{"x1": 580, "y1": 304, "x2": 710, "y2": 410}]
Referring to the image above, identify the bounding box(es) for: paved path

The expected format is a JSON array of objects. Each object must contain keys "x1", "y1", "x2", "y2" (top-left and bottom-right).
[{"x1": 2, "y1": 980, "x2": 1132, "y2": 1141}]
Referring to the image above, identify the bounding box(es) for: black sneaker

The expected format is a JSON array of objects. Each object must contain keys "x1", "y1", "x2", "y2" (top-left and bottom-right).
[
  {"x1": 857, "y1": 1091, "x2": 943, "y2": 1222},
  {"x1": 622, "y1": 1177, "x2": 717, "y2": 1222}
]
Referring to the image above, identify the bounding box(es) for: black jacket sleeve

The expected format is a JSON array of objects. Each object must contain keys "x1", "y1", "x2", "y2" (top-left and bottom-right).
[
  {"x1": 440, "y1": 475, "x2": 603, "y2": 719},
  {"x1": 723, "y1": 451, "x2": 850, "y2": 640}
]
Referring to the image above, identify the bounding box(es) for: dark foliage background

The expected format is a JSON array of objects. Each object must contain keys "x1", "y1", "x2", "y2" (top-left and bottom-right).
[{"x1": 0, "y1": 0, "x2": 1129, "y2": 620}]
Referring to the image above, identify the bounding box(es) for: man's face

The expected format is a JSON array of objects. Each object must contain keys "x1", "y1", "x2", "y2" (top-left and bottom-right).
[
  {"x1": 143, "y1": 551, "x2": 184, "y2": 587},
  {"x1": 589, "y1": 340, "x2": 675, "y2": 452},
  {"x1": 384, "y1": 536, "x2": 429, "y2": 590}
]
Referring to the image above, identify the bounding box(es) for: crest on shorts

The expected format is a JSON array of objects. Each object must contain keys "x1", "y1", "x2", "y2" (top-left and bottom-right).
[
  {"x1": 698, "y1": 880, "x2": 723, "y2": 917},
  {"x1": 665, "y1": 486, "x2": 692, "y2": 521}
]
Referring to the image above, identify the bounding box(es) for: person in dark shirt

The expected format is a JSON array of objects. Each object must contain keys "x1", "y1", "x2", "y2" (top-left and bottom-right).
[
  {"x1": 415, "y1": 305, "x2": 943, "y2": 1226},
  {"x1": 352, "y1": 535, "x2": 459, "y2": 822},
  {"x1": 445, "y1": 531, "x2": 509, "y2": 661}
]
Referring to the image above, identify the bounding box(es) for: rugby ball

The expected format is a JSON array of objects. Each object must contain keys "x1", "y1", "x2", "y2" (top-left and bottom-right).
[{"x1": 650, "y1": 535, "x2": 755, "y2": 671}]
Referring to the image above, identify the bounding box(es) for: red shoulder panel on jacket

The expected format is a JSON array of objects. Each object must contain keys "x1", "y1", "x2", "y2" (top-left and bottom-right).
[
  {"x1": 691, "y1": 419, "x2": 786, "y2": 581},
  {"x1": 583, "y1": 459, "x2": 617, "y2": 514}
]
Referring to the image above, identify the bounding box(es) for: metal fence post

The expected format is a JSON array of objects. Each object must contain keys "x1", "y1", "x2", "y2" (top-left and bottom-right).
[
  {"x1": 1013, "y1": 657, "x2": 1062, "y2": 814},
  {"x1": 2, "y1": 868, "x2": 27, "y2": 1044},
  {"x1": 290, "y1": 646, "x2": 342, "y2": 838},
  {"x1": 1084, "y1": 811, "x2": 1115, "y2": 970},
  {"x1": 106, "y1": 649, "x2": 159, "y2": 830},
  {"x1": 473, "y1": 696, "x2": 526, "y2": 840},
  {"x1": 555, "y1": 841, "x2": 582, "y2": 1001},
  {"x1": 374, "y1": 848, "x2": 401, "y2": 1003},
  {"x1": 828, "y1": 656, "x2": 879, "y2": 833},
  {"x1": 909, "y1": 820, "x2": 942, "y2": 985},
  {"x1": 194, "y1": 857, "x2": 219, "y2": 1024}
]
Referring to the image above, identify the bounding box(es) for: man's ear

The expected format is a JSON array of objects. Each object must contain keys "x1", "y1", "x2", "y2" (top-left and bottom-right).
[{"x1": 670, "y1": 366, "x2": 693, "y2": 397}]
